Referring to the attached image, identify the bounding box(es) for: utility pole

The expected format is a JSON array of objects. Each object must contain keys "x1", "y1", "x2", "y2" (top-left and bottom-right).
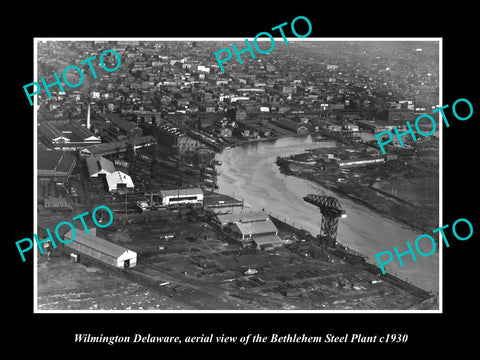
[{"x1": 125, "y1": 186, "x2": 128, "y2": 215}]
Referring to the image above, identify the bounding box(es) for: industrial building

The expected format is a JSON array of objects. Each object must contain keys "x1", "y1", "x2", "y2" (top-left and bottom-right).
[
  {"x1": 214, "y1": 211, "x2": 271, "y2": 228},
  {"x1": 387, "y1": 108, "x2": 417, "y2": 122},
  {"x1": 139, "y1": 122, "x2": 201, "y2": 154},
  {"x1": 85, "y1": 156, "x2": 116, "y2": 178},
  {"x1": 85, "y1": 156, "x2": 134, "y2": 193},
  {"x1": 37, "y1": 149, "x2": 77, "y2": 182},
  {"x1": 43, "y1": 197, "x2": 68, "y2": 209},
  {"x1": 274, "y1": 118, "x2": 309, "y2": 134},
  {"x1": 159, "y1": 188, "x2": 204, "y2": 206},
  {"x1": 357, "y1": 120, "x2": 408, "y2": 133},
  {"x1": 94, "y1": 113, "x2": 143, "y2": 141},
  {"x1": 38, "y1": 122, "x2": 68, "y2": 146},
  {"x1": 79, "y1": 135, "x2": 157, "y2": 157},
  {"x1": 233, "y1": 220, "x2": 278, "y2": 239},
  {"x1": 215, "y1": 211, "x2": 283, "y2": 250},
  {"x1": 63, "y1": 228, "x2": 137, "y2": 269},
  {"x1": 106, "y1": 171, "x2": 134, "y2": 193},
  {"x1": 38, "y1": 121, "x2": 101, "y2": 150},
  {"x1": 356, "y1": 120, "x2": 386, "y2": 132},
  {"x1": 337, "y1": 157, "x2": 386, "y2": 168}
]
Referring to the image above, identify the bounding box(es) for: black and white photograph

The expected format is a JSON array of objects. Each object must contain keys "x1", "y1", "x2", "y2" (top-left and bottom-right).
[
  {"x1": 6, "y1": 5, "x2": 478, "y2": 355},
  {"x1": 33, "y1": 39, "x2": 440, "y2": 312}
]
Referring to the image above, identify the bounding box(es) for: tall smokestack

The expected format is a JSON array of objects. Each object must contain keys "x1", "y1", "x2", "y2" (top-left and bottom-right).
[{"x1": 87, "y1": 102, "x2": 91, "y2": 129}]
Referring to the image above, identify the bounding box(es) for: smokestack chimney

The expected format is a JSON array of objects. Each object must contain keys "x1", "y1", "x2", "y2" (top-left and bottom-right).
[{"x1": 87, "y1": 102, "x2": 91, "y2": 129}]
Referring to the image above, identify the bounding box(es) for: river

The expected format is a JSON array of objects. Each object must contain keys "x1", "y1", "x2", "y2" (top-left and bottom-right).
[{"x1": 215, "y1": 136, "x2": 439, "y2": 294}]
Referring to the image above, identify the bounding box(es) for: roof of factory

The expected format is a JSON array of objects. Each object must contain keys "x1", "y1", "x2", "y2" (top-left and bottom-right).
[
  {"x1": 160, "y1": 188, "x2": 203, "y2": 197},
  {"x1": 233, "y1": 220, "x2": 278, "y2": 237},
  {"x1": 64, "y1": 228, "x2": 136, "y2": 259},
  {"x1": 216, "y1": 211, "x2": 270, "y2": 225},
  {"x1": 86, "y1": 155, "x2": 116, "y2": 176}
]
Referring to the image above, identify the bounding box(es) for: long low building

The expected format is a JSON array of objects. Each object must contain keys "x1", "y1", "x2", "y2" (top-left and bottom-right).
[
  {"x1": 38, "y1": 121, "x2": 101, "y2": 150},
  {"x1": 63, "y1": 228, "x2": 137, "y2": 269},
  {"x1": 160, "y1": 188, "x2": 204, "y2": 206},
  {"x1": 337, "y1": 157, "x2": 385, "y2": 168},
  {"x1": 215, "y1": 211, "x2": 270, "y2": 228},
  {"x1": 79, "y1": 136, "x2": 157, "y2": 157},
  {"x1": 273, "y1": 118, "x2": 309, "y2": 134}
]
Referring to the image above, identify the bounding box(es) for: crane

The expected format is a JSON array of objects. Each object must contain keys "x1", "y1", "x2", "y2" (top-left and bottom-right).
[{"x1": 303, "y1": 194, "x2": 347, "y2": 248}]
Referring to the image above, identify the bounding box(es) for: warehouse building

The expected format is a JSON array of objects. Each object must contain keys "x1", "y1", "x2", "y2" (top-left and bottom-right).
[
  {"x1": 337, "y1": 157, "x2": 385, "y2": 168},
  {"x1": 38, "y1": 122, "x2": 69, "y2": 147},
  {"x1": 38, "y1": 121, "x2": 101, "y2": 150},
  {"x1": 63, "y1": 228, "x2": 137, "y2": 269},
  {"x1": 214, "y1": 211, "x2": 270, "y2": 228},
  {"x1": 79, "y1": 135, "x2": 157, "y2": 157},
  {"x1": 253, "y1": 235, "x2": 283, "y2": 251},
  {"x1": 233, "y1": 220, "x2": 278, "y2": 239},
  {"x1": 106, "y1": 171, "x2": 135, "y2": 193},
  {"x1": 274, "y1": 118, "x2": 309, "y2": 135},
  {"x1": 37, "y1": 149, "x2": 77, "y2": 182},
  {"x1": 215, "y1": 211, "x2": 283, "y2": 250},
  {"x1": 86, "y1": 155, "x2": 116, "y2": 178},
  {"x1": 95, "y1": 113, "x2": 143, "y2": 141},
  {"x1": 139, "y1": 122, "x2": 200, "y2": 154},
  {"x1": 43, "y1": 197, "x2": 68, "y2": 209},
  {"x1": 159, "y1": 188, "x2": 204, "y2": 207}
]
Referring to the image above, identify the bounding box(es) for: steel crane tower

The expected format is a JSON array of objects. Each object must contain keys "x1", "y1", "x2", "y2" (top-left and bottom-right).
[{"x1": 303, "y1": 194, "x2": 347, "y2": 248}]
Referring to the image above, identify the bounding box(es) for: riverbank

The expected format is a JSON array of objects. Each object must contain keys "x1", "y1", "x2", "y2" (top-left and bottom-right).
[
  {"x1": 214, "y1": 135, "x2": 439, "y2": 293},
  {"x1": 216, "y1": 132, "x2": 439, "y2": 236},
  {"x1": 274, "y1": 138, "x2": 439, "y2": 235},
  {"x1": 221, "y1": 132, "x2": 305, "y2": 150},
  {"x1": 216, "y1": 133, "x2": 439, "y2": 235},
  {"x1": 278, "y1": 164, "x2": 437, "y2": 235}
]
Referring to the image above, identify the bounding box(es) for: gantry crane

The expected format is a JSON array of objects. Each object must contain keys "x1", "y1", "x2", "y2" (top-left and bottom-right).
[{"x1": 303, "y1": 194, "x2": 347, "y2": 248}]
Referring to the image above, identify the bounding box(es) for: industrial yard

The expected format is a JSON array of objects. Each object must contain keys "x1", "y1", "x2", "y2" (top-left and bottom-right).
[
  {"x1": 36, "y1": 132, "x2": 438, "y2": 311},
  {"x1": 35, "y1": 40, "x2": 439, "y2": 311},
  {"x1": 37, "y1": 209, "x2": 436, "y2": 310},
  {"x1": 36, "y1": 122, "x2": 438, "y2": 311}
]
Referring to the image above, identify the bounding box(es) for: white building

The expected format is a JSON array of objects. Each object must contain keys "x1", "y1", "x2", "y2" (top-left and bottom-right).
[
  {"x1": 63, "y1": 228, "x2": 137, "y2": 269},
  {"x1": 106, "y1": 171, "x2": 134, "y2": 193},
  {"x1": 230, "y1": 96, "x2": 249, "y2": 103},
  {"x1": 197, "y1": 65, "x2": 210, "y2": 73},
  {"x1": 90, "y1": 91, "x2": 101, "y2": 99},
  {"x1": 159, "y1": 188, "x2": 203, "y2": 206}
]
